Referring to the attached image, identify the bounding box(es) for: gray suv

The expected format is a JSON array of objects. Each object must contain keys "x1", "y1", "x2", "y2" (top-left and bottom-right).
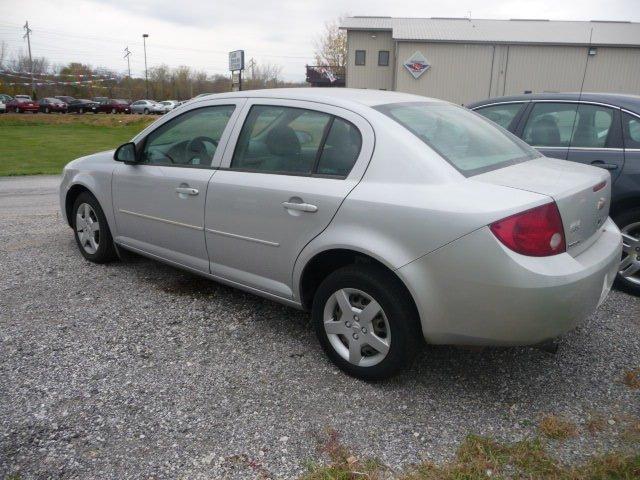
[{"x1": 469, "y1": 93, "x2": 640, "y2": 295}]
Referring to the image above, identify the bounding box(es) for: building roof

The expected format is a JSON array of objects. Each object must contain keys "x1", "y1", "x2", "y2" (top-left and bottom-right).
[{"x1": 341, "y1": 17, "x2": 640, "y2": 47}]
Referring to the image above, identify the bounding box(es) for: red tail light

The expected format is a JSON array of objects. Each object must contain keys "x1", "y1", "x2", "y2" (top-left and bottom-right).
[{"x1": 490, "y1": 202, "x2": 566, "y2": 257}]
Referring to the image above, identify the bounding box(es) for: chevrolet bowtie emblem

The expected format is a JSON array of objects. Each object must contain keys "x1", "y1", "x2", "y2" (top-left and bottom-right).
[{"x1": 596, "y1": 198, "x2": 606, "y2": 210}]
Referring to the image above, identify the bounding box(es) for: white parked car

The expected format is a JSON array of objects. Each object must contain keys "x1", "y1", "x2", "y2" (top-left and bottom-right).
[
  {"x1": 0, "y1": 99, "x2": 5, "y2": 113},
  {"x1": 59, "y1": 89, "x2": 622, "y2": 379},
  {"x1": 130, "y1": 99, "x2": 165, "y2": 115},
  {"x1": 160, "y1": 100, "x2": 180, "y2": 112}
]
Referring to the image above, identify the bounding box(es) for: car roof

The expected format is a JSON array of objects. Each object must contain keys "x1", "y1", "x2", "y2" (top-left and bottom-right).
[
  {"x1": 467, "y1": 92, "x2": 640, "y2": 112},
  {"x1": 192, "y1": 87, "x2": 447, "y2": 108}
]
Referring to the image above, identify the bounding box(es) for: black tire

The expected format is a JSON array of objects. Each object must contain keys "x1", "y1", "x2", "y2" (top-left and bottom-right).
[
  {"x1": 312, "y1": 264, "x2": 422, "y2": 380},
  {"x1": 72, "y1": 192, "x2": 117, "y2": 263},
  {"x1": 613, "y1": 208, "x2": 640, "y2": 296}
]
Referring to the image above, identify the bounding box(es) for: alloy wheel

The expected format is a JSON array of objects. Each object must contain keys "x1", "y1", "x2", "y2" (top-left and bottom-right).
[
  {"x1": 323, "y1": 288, "x2": 391, "y2": 367},
  {"x1": 75, "y1": 203, "x2": 100, "y2": 255},
  {"x1": 620, "y1": 222, "x2": 640, "y2": 285}
]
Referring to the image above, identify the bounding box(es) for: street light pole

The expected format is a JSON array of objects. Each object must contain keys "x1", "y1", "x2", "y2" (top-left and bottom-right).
[{"x1": 142, "y1": 34, "x2": 149, "y2": 98}]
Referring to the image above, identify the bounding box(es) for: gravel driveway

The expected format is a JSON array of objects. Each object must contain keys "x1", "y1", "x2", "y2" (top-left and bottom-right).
[{"x1": 1, "y1": 175, "x2": 639, "y2": 479}]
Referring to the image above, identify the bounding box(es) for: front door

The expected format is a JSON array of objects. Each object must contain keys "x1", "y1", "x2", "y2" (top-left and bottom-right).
[
  {"x1": 112, "y1": 101, "x2": 243, "y2": 272},
  {"x1": 205, "y1": 99, "x2": 374, "y2": 299}
]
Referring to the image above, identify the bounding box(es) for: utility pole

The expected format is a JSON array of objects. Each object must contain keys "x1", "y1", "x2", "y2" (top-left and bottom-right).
[
  {"x1": 248, "y1": 58, "x2": 256, "y2": 80},
  {"x1": 142, "y1": 34, "x2": 149, "y2": 98},
  {"x1": 23, "y1": 21, "x2": 35, "y2": 99},
  {"x1": 123, "y1": 47, "x2": 131, "y2": 77}
]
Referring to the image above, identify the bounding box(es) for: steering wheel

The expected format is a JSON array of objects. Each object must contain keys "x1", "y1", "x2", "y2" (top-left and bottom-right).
[{"x1": 187, "y1": 136, "x2": 218, "y2": 154}]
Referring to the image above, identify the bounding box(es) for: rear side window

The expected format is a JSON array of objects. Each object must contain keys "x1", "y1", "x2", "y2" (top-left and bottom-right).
[
  {"x1": 623, "y1": 112, "x2": 640, "y2": 148},
  {"x1": 375, "y1": 102, "x2": 539, "y2": 176},
  {"x1": 474, "y1": 103, "x2": 524, "y2": 130},
  {"x1": 231, "y1": 105, "x2": 362, "y2": 177},
  {"x1": 523, "y1": 103, "x2": 578, "y2": 147},
  {"x1": 569, "y1": 104, "x2": 614, "y2": 148}
]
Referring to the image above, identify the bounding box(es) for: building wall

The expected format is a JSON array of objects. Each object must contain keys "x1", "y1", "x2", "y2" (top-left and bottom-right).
[
  {"x1": 346, "y1": 31, "x2": 395, "y2": 90},
  {"x1": 346, "y1": 30, "x2": 640, "y2": 104},
  {"x1": 395, "y1": 42, "x2": 494, "y2": 104}
]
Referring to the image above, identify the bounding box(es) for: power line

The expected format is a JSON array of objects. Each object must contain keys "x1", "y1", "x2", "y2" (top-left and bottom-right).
[{"x1": 23, "y1": 20, "x2": 35, "y2": 96}]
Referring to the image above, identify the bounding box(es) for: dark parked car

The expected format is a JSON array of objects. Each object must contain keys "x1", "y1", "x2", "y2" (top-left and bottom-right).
[
  {"x1": 67, "y1": 99, "x2": 99, "y2": 114},
  {"x1": 97, "y1": 98, "x2": 131, "y2": 114},
  {"x1": 6, "y1": 97, "x2": 39, "y2": 113},
  {"x1": 469, "y1": 93, "x2": 640, "y2": 294},
  {"x1": 55, "y1": 96, "x2": 76, "y2": 104},
  {"x1": 39, "y1": 97, "x2": 68, "y2": 113}
]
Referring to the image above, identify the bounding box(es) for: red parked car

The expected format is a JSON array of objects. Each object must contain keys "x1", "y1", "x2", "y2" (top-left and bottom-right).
[
  {"x1": 97, "y1": 99, "x2": 131, "y2": 114},
  {"x1": 39, "y1": 97, "x2": 68, "y2": 113},
  {"x1": 7, "y1": 97, "x2": 39, "y2": 113}
]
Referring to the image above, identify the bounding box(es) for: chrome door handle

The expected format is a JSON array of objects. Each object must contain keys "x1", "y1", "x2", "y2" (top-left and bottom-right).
[
  {"x1": 590, "y1": 160, "x2": 618, "y2": 170},
  {"x1": 282, "y1": 201, "x2": 318, "y2": 212},
  {"x1": 175, "y1": 187, "x2": 199, "y2": 195}
]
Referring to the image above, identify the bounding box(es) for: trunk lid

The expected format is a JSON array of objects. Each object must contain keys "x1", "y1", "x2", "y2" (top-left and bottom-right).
[{"x1": 474, "y1": 157, "x2": 611, "y2": 255}]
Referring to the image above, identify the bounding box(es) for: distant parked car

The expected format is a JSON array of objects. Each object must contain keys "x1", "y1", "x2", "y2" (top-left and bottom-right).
[
  {"x1": 55, "y1": 96, "x2": 76, "y2": 104},
  {"x1": 0, "y1": 94, "x2": 13, "y2": 103},
  {"x1": 468, "y1": 92, "x2": 640, "y2": 294},
  {"x1": 92, "y1": 96, "x2": 109, "y2": 104},
  {"x1": 0, "y1": 98, "x2": 5, "y2": 114},
  {"x1": 6, "y1": 97, "x2": 39, "y2": 113},
  {"x1": 39, "y1": 97, "x2": 68, "y2": 113},
  {"x1": 97, "y1": 99, "x2": 131, "y2": 114},
  {"x1": 14, "y1": 94, "x2": 33, "y2": 101},
  {"x1": 67, "y1": 99, "x2": 99, "y2": 114},
  {"x1": 159, "y1": 100, "x2": 180, "y2": 112},
  {"x1": 130, "y1": 99, "x2": 165, "y2": 115}
]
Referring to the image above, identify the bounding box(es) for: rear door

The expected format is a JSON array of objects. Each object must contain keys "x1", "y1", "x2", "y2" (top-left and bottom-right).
[
  {"x1": 204, "y1": 99, "x2": 374, "y2": 299},
  {"x1": 566, "y1": 103, "x2": 625, "y2": 182}
]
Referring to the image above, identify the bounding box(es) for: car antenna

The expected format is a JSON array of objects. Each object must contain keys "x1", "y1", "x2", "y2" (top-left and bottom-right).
[{"x1": 568, "y1": 27, "x2": 594, "y2": 144}]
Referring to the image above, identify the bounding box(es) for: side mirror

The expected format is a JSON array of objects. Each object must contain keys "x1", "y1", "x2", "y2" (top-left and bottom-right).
[{"x1": 114, "y1": 142, "x2": 137, "y2": 163}]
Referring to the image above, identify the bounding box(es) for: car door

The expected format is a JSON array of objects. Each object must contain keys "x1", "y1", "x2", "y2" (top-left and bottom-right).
[
  {"x1": 112, "y1": 99, "x2": 245, "y2": 272},
  {"x1": 205, "y1": 99, "x2": 374, "y2": 299},
  {"x1": 519, "y1": 102, "x2": 582, "y2": 160},
  {"x1": 620, "y1": 111, "x2": 640, "y2": 202},
  {"x1": 566, "y1": 102, "x2": 625, "y2": 182}
]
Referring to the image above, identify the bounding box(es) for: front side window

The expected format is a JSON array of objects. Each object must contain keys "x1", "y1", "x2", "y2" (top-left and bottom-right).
[
  {"x1": 474, "y1": 103, "x2": 524, "y2": 130},
  {"x1": 355, "y1": 50, "x2": 366, "y2": 66},
  {"x1": 375, "y1": 102, "x2": 540, "y2": 176},
  {"x1": 142, "y1": 105, "x2": 235, "y2": 167},
  {"x1": 622, "y1": 112, "x2": 640, "y2": 149},
  {"x1": 378, "y1": 50, "x2": 390, "y2": 66}
]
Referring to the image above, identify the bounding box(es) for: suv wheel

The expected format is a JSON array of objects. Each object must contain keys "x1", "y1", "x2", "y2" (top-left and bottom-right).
[
  {"x1": 614, "y1": 208, "x2": 640, "y2": 295},
  {"x1": 72, "y1": 192, "x2": 117, "y2": 263},
  {"x1": 312, "y1": 264, "x2": 422, "y2": 380}
]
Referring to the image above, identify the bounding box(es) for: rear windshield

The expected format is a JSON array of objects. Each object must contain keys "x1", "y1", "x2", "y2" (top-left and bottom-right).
[{"x1": 375, "y1": 102, "x2": 540, "y2": 176}]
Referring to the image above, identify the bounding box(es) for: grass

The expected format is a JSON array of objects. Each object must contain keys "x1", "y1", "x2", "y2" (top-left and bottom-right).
[
  {"x1": 539, "y1": 414, "x2": 578, "y2": 440},
  {"x1": 302, "y1": 429, "x2": 640, "y2": 480},
  {"x1": 623, "y1": 369, "x2": 640, "y2": 389},
  {"x1": 0, "y1": 113, "x2": 155, "y2": 176}
]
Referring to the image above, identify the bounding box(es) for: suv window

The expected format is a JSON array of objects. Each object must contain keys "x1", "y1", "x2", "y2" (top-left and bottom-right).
[
  {"x1": 623, "y1": 112, "x2": 640, "y2": 149},
  {"x1": 474, "y1": 103, "x2": 524, "y2": 130},
  {"x1": 142, "y1": 105, "x2": 235, "y2": 167},
  {"x1": 523, "y1": 103, "x2": 578, "y2": 147},
  {"x1": 231, "y1": 105, "x2": 332, "y2": 174},
  {"x1": 316, "y1": 118, "x2": 362, "y2": 176}
]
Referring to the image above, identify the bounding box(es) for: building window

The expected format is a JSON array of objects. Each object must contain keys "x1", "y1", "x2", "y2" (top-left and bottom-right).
[
  {"x1": 378, "y1": 50, "x2": 390, "y2": 66},
  {"x1": 355, "y1": 50, "x2": 366, "y2": 66}
]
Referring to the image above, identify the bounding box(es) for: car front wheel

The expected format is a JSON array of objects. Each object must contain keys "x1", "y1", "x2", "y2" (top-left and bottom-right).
[
  {"x1": 72, "y1": 192, "x2": 117, "y2": 263},
  {"x1": 614, "y1": 208, "x2": 640, "y2": 295},
  {"x1": 312, "y1": 264, "x2": 422, "y2": 380}
]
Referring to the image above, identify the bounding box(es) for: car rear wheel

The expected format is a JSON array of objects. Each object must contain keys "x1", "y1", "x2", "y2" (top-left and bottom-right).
[
  {"x1": 614, "y1": 208, "x2": 640, "y2": 295},
  {"x1": 144, "y1": 108, "x2": 150, "y2": 114},
  {"x1": 15, "y1": 107, "x2": 20, "y2": 113},
  {"x1": 45, "y1": 107, "x2": 50, "y2": 113},
  {"x1": 312, "y1": 264, "x2": 422, "y2": 380},
  {"x1": 111, "y1": 108, "x2": 116, "y2": 114},
  {"x1": 72, "y1": 192, "x2": 117, "y2": 263}
]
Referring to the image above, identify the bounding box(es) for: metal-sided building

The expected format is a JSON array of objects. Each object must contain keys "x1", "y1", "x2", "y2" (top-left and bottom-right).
[{"x1": 341, "y1": 17, "x2": 640, "y2": 105}]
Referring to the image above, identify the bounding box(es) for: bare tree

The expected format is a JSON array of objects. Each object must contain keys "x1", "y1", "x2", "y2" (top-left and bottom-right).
[
  {"x1": 314, "y1": 17, "x2": 347, "y2": 68},
  {"x1": 0, "y1": 41, "x2": 7, "y2": 68}
]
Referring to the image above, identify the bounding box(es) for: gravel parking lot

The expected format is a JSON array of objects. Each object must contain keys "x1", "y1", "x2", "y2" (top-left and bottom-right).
[{"x1": 1, "y1": 175, "x2": 639, "y2": 479}]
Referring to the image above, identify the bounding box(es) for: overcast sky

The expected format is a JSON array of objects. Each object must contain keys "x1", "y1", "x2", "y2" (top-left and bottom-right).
[{"x1": 1, "y1": 0, "x2": 638, "y2": 81}]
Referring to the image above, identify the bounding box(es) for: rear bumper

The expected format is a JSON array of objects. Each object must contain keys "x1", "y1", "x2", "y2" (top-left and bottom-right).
[{"x1": 397, "y1": 218, "x2": 622, "y2": 346}]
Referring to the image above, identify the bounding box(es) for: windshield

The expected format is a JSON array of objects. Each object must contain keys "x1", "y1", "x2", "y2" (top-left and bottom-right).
[{"x1": 375, "y1": 102, "x2": 540, "y2": 176}]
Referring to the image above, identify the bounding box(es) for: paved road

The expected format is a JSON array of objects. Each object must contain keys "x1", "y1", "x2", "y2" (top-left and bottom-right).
[{"x1": 1, "y1": 175, "x2": 639, "y2": 479}]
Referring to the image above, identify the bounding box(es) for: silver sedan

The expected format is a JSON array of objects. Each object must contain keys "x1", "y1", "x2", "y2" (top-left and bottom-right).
[
  {"x1": 59, "y1": 88, "x2": 622, "y2": 379},
  {"x1": 130, "y1": 99, "x2": 165, "y2": 114}
]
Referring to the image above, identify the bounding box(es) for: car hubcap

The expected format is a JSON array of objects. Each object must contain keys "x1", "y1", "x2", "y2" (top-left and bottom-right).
[
  {"x1": 75, "y1": 203, "x2": 100, "y2": 254},
  {"x1": 323, "y1": 288, "x2": 390, "y2": 367},
  {"x1": 620, "y1": 222, "x2": 640, "y2": 285}
]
